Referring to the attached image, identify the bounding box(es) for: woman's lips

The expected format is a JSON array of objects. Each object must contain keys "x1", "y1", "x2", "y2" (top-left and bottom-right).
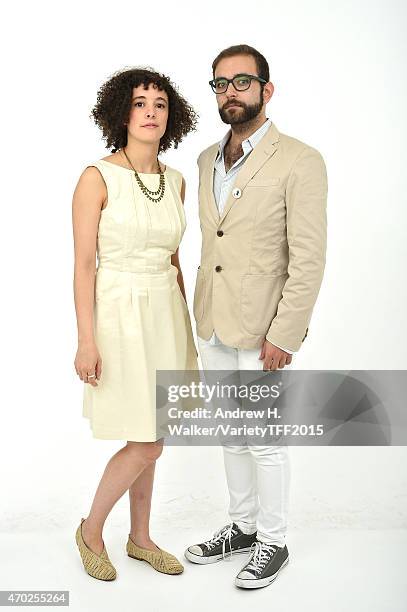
[{"x1": 142, "y1": 124, "x2": 158, "y2": 128}]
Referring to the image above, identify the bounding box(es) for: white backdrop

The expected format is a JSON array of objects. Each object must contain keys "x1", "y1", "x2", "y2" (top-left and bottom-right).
[{"x1": 1, "y1": 0, "x2": 406, "y2": 578}]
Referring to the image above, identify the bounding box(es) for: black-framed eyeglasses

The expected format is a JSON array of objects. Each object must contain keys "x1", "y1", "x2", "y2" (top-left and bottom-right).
[{"x1": 209, "y1": 73, "x2": 267, "y2": 94}]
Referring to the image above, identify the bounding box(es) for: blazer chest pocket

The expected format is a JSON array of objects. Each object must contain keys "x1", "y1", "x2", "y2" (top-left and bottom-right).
[
  {"x1": 240, "y1": 272, "x2": 288, "y2": 335},
  {"x1": 246, "y1": 177, "x2": 280, "y2": 187}
]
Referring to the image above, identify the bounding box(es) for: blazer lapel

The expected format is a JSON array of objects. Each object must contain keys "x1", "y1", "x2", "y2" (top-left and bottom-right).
[
  {"x1": 218, "y1": 121, "x2": 280, "y2": 225},
  {"x1": 201, "y1": 144, "x2": 220, "y2": 223}
]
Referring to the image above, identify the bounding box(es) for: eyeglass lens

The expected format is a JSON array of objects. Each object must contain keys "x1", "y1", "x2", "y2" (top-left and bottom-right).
[{"x1": 213, "y1": 75, "x2": 252, "y2": 93}]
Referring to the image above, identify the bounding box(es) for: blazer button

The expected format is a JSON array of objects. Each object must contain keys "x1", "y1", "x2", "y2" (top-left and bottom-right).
[
  {"x1": 232, "y1": 187, "x2": 242, "y2": 199},
  {"x1": 215, "y1": 265, "x2": 222, "y2": 272},
  {"x1": 217, "y1": 230, "x2": 224, "y2": 237}
]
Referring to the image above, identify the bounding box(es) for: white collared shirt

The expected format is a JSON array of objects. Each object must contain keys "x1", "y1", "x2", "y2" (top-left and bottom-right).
[
  {"x1": 213, "y1": 117, "x2": 272, "y2": 216},
  {"x1": 205, "y1": 118, "x2": 294, "y2": 354}
]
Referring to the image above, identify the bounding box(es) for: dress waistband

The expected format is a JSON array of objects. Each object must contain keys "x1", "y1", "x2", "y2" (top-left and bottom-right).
[{"x1": 97, "y1": 262, "x2": 173, "y2": 274}]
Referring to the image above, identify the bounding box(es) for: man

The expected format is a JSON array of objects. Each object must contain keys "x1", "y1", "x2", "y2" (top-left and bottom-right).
[{"x1": 184, "y1": 44, "x2": 328, "y2": 589}]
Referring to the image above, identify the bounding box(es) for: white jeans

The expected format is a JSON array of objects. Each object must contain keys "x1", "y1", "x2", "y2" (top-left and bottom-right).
[{"x1": 197, "y1": 333, "x2": 291, "y2": 547}]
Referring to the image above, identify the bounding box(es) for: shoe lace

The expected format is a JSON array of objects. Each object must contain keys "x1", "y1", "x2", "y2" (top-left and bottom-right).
[
  {"x1": 242, "y1": 541, "x2": 277, "y2": 575},
  {"x1": 203, "y1": 521, "x2": 238, "y2": 560}
]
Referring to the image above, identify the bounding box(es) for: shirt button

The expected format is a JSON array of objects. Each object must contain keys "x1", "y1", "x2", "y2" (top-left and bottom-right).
[
  {"x1": 232, "y1": 187, "x2": 242, "y2": 199},
  {"x1": 217, "y1": 230, "x2": 224, "y2": 237},
  {"x1": 215, "y1": 265, "x2": 222, "y2": 272}
]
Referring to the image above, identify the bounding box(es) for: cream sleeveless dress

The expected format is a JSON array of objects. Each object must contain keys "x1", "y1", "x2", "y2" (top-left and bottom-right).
[{"x1": 82, "y1": 159, "x2": 198, "y2": 441}]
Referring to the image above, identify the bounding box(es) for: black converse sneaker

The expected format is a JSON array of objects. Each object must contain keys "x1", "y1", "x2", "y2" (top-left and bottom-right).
[
  {"x1": 235, "y1": 540, "x2": 289, "y2": 588},
  {"x1": 184, "y1": 522, "x2": 257, "y2": 564}
]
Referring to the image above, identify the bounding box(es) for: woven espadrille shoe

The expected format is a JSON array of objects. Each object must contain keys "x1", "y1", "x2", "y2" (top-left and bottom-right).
[
  {"x1": 75, "y1": 518, "x2": 117, "y2": 581},
  {"x1": 126, "y1": 534, "x2": 184, "y2": 575}
]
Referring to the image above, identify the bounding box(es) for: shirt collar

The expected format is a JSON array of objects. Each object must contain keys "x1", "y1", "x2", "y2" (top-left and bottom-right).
[{"x1": 217, "y1": 117, "x2": 272, "y2": 160}]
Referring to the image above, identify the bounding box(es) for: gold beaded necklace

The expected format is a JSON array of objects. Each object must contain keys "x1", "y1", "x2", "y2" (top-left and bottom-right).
[{"x1": 121, "y1": 147, "x2": 166, "y2": 203}]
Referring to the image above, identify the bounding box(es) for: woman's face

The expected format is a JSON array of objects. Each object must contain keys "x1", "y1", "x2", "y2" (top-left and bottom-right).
[{"x1": 126, "y1": 83, "x2": 169, "y2": 146}]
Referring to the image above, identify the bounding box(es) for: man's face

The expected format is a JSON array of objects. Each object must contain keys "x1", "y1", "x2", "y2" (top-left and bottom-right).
[{"x1": 213, "y1": 54, "x2": 265, "y2": 125}]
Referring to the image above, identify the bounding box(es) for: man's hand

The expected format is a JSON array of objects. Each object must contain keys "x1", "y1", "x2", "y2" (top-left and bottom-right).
[{"x1": 259, "y1": 339, "x2": 293, "y2": 371}]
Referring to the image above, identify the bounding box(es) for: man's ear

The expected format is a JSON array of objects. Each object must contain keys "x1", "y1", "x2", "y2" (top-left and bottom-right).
[{"x1": 263, "y1": 81, "x2": 274, "y2": 104}]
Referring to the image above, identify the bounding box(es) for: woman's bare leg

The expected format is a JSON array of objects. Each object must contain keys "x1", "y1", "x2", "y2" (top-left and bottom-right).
[
  {"x1": 128, "y1": 461, "x2": 160, "y2": 551},
  {"x1": 81, "y1": 440, "x2": 163, "y2": 555}
]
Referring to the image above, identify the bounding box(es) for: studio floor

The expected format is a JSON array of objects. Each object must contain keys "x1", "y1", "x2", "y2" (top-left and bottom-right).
[{"x1": 1, "y1": 527, "x2": 406, "y2": 611}]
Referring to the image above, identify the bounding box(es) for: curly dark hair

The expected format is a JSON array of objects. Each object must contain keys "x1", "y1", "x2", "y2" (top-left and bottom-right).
[{"x1": 90, "y1": 67, "x2": 198, "y2": 153}]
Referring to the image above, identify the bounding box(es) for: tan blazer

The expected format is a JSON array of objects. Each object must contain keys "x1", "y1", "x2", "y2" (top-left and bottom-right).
[{"x1": 193, "y1": 120, "x2": 328, "y2": 352}]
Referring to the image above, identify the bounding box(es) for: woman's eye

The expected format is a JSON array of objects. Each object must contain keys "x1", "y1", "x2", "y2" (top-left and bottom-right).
[{"x1": 134, "y1": 102, "x2": 144, "y2": 107}]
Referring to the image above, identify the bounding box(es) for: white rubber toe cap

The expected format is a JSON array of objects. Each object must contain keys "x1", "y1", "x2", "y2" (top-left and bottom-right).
[
  {"x1": 236, "y1": 570, "x2": 255, "y2": 579},
  {"x1": 188, "y1": 545, "x2": 203, "y2": 556}
]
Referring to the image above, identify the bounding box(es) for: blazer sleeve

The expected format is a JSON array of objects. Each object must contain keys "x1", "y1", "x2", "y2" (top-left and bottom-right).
[{"x1": 265, "y1": 146, "x2": 328, "y2": 352}]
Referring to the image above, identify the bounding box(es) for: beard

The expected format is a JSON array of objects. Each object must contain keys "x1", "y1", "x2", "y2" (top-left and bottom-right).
[{"x1": 219, "y1": 97, "x2": 263, "y2": 125}]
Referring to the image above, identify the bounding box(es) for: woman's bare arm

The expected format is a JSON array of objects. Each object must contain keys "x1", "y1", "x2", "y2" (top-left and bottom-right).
[
  {"x1": 72, "y1": 166, "x2": 106, "y2": 383},
  {"x1": 171, "y1": 176, "x2": 187, "y2": 301}
]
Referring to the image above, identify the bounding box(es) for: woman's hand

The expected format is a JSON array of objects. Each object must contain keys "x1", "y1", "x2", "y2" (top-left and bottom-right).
[{"x1": 74, "y1": 341, "x2": 102, "y2": 386}]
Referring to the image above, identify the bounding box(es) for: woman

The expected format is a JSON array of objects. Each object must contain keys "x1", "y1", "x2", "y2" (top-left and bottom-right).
[{"x1": 72, "y1": 67, "x2": 198, "y2": 581}]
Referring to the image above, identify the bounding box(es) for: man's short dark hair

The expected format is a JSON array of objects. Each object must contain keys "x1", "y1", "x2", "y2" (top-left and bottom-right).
[{"x1": 212, "y1": 44, "x2": 270, "y2": 82}]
